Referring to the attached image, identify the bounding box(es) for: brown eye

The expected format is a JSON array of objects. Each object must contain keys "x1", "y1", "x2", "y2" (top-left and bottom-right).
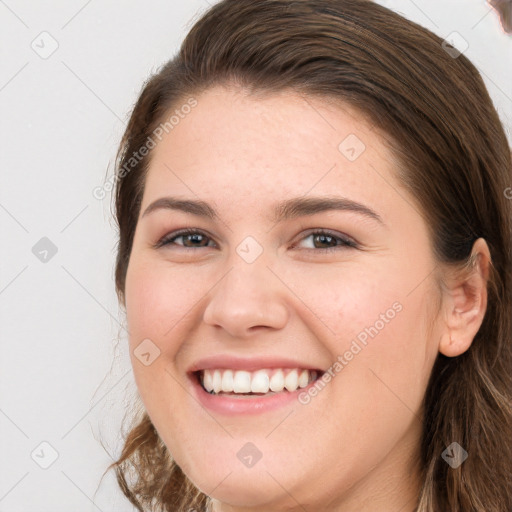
[
  {"x1": 294, "y1": 230, "x2": 358, "y2": 251},
  {"x1": 157, "y1": 229, "x2": 215, "y2": 249}
]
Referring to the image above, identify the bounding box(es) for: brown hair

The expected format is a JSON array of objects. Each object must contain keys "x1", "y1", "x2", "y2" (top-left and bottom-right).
[{"x1": 105, "y1": 1, "x2": 512, "y2": 510}]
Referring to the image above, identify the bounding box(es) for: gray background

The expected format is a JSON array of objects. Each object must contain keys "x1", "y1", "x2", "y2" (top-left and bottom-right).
[{"x1": 0, "y1": 0, "x2": 510, "y2": 510}]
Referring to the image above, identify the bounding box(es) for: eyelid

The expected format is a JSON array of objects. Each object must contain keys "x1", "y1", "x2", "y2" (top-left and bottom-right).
[
  {"x1": 155, "y1": 228, "x2": 217, "y2": 249},
  {"x1": 155, "y1": 227, "x2": 359, "y2": 251},
  {"x1": 290, "y1": 228, "x2": 358, "y2": 250}
]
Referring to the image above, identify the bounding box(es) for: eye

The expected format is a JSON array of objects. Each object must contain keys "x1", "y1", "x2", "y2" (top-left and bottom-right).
[
  {"x1": 155, "y1": 228, "x2": 358, "y2": 252},
  {"x1": 155, "y1": 229, "x2": 215, "y2": 249},
  {"x1": 293, "y1": 229, "x2": 358, "y2": 252}
]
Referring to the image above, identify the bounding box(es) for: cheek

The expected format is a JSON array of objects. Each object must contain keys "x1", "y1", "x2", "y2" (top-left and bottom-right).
[
  {"x1": 288, "y1": 262, "x2": 435, "y2": 397},
  {"x1": 283, "y1": 262, "x2": 403, "y2": 340},
  {"x1": 335, "y1": 289, "x2": 437, "y2": 430},
  {"x1": 125, "y1": 258, "x2": 204, "y2": 343},
  {"x1": 124, "y1": 259, "x2": 200, "y2": 437},
  {"x1": 124, "y1": 259, "x2": 199, "y2": 401}
]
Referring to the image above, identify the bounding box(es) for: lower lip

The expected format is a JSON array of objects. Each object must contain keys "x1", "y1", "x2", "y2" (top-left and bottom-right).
[{"x1": 189, "y1": 372, "x2": 320, "y2": 415}]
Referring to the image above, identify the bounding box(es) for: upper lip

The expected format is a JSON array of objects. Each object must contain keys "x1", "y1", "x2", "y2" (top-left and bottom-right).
[{"x1": 188, "y1": 354, "x2": 325, "y2": 373}]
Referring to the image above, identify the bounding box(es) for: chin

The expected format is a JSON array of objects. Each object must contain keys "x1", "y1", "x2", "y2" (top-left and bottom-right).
[
  {"x1": 192, "y1": 468, "x2": 282, "y2": 507},
  {"x1": 174, "y1": 445, "x2": 300, "y2": 509}
]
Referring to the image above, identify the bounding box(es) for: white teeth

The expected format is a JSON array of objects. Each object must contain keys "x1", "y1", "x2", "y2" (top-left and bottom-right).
[
  {"x1": 233, "y1": 370, "x2": 252, "y2": 393},
  {"x1": 269, "y1": 369, "x2": 285, "y2": 392},
  {"x1": 203, "y1": 370, "x2": 214, "y2": 392},
  {"x1": 200, "y1": 368, "x2": 320, "y2": 395},
  {"x1": 251, "y1": 370, "x2": 270, "y2": 393},
  {"x1": 284, "y1": 369, "x2": 299, "y2": 392},
  {"x1": 221, "y1": 370, "x2": 234, "y2": 392},
  {"x1": 298, "y1": 369, "x2": 309, "y2": 388},
  {"x1": 212, "y1": 369, "x2": 222, "y2": 393}
]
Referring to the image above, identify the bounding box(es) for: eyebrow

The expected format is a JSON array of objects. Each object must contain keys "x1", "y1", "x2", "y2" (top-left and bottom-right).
[{"x1": 141, "y1": 196, "x2": 384, "y2": 225}]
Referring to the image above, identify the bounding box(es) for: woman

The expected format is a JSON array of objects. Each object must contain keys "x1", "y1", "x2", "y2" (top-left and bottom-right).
[{"x1": 105, "y1": 0, "x2": 512, "y2": 510}]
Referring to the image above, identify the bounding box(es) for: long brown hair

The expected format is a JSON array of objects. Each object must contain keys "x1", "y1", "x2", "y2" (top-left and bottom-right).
[{"x1": 105, "y1": 1, "x2": 512, "y2": 510}]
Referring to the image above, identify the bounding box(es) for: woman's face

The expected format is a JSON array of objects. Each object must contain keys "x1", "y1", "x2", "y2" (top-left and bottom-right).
[{"x1": 124, "y1": 86, "x2": 442, "y2": 511}]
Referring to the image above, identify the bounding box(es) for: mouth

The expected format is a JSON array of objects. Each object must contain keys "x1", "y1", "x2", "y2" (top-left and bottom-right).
[
  {"x1": 187, "y1": 355, "x2": 327, "y2": 414},
  {"x1": 194, "y1": 368, "x2": 324, "y2": 397}
]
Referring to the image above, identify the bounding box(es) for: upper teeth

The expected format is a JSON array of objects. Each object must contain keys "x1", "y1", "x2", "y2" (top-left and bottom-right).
[{"x1": 200, "y1": 368, "x2": 318, "y2": 394}]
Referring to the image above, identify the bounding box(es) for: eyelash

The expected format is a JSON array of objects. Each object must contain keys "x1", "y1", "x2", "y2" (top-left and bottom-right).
[{"x1": 155, "y1": 228, "x2": 359, "y2": 252}]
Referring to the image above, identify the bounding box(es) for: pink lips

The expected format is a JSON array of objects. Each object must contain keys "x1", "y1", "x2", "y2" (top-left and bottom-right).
[
  {"x1": 187, "y1": 354, "x2": 324, "y2": 415},
  {"x1": 188, "y1": 354, "x2": 323, "y2": 373}
]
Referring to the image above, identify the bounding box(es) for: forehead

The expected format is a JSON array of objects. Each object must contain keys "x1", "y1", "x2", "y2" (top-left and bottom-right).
[{"x1": 142, "y1": 86, "x2": 404, "y2": 221}]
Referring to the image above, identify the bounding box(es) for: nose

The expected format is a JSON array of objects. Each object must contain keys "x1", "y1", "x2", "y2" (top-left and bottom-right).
[{"x1": 202, "y1": 258, "x2": 289, "y2": 338}]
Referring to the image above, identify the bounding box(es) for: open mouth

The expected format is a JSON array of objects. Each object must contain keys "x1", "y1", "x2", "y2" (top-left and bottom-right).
[{"x1": 195, "y1": 368, "x2": 324, "y2": 397}]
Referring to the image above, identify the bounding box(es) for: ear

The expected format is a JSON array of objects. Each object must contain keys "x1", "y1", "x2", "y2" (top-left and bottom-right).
[{"x1": 438, "y1": 238, "x2": 491, "y2": 357}]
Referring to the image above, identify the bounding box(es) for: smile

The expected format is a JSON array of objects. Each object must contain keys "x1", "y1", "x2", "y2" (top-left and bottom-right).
[
  {"x1": 188, "y1": 356, "x2": 326, "y2": 414},
  {"x1": 199, "y1": 368, "x2": 320, "y2": 395}
]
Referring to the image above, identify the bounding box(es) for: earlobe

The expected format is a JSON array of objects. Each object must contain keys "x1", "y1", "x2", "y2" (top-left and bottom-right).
[{"x1": 438, "y1": 238, "x2": 491, "y2": 358}]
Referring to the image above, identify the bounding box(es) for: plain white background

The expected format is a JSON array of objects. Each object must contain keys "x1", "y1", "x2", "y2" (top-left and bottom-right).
[{"x1": 0, "y1": 1, "x2": 510, "y2": 510}]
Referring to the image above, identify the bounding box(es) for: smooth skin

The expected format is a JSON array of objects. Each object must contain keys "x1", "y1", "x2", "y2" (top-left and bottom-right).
[{"x1": 124, "y1": 85, "x2": 490, "y2": 512}]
